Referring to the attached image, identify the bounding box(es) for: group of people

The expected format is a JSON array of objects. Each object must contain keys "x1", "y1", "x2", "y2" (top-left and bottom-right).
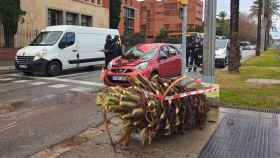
[
  {"x1": 186, "y1": 35, "x2": 203, "y2": 72},
  {"x1": 104, "y1": 35, "x2": 122, "y2": 68}
]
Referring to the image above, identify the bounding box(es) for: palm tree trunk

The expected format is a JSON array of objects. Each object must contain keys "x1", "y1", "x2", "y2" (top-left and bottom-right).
[
  {"x1": 228, "y1": 0, "x2": 240, "y2": 72},
  {"x1": 256, "y1": 0, "x2": 263, "y2": 56}
]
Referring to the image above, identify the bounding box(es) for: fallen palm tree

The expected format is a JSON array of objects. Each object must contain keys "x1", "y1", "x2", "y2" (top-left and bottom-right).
[{"x1": 96, "y1": 75, "x2": 216, "y2": 147}]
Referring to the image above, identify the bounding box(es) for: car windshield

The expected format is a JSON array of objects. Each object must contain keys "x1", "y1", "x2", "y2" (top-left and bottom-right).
[
  {"x1": 30, "y1": 31, "x2": 63, "y2": 46},
  {"x1": 216, "y1": 40, "x2": 227, "y2": 50},
  {"x1": 123, "y1": 45, "x2": 157, "y2": 60}
]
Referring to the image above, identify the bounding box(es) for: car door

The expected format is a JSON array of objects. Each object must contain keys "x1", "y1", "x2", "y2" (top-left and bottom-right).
[
  {"x1": 58, "y1": 32, "x2": 79, "y2": 69},
  {"x1": 168, "y1": 45, "x2": 181, "y2": 76},
  {"x1": 158, "y1": 46, "x2": 173, "y2": 77}
]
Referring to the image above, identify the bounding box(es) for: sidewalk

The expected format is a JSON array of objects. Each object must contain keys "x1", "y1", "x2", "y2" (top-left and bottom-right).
[{"x1": 0, "y1": 60, "x2": 16, "y2": 74}]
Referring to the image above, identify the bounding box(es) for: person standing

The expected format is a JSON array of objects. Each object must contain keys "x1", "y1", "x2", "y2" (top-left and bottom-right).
[
  {"x1": 111, "y1": 35, "x2": 123, "y2": 59},
  {"x1": 104, "y1": 35, "x2": 113, "y2": 68}
]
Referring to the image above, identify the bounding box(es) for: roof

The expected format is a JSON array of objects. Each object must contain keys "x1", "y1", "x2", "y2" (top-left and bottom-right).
[{"x1": 42, "y1": 25, "x2": 118, "y2": 34}]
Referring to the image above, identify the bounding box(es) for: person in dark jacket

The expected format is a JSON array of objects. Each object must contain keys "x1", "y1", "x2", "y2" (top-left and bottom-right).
[
  {"x1": 111, "y1": 35, "x2": 123, "y2": 59},
  {"x1": 104, "y1": 35, "x2": 113, "y2": 68},
  {"x1": 189, "y1": 35, "x2": 199, "y2": 72}
]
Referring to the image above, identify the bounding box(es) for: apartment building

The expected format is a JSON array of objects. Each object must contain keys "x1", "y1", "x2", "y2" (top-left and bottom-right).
[
  {"x1": 139, "y1": 0, "x2": 203, "y2": 39},
  {"x1": 118, "y1": 0, "x2": 141, "y2": 34}
]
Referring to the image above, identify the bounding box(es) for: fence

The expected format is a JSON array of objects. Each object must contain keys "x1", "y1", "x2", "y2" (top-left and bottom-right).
[{"x1": 0, "y1": 24, "x2": 39, "y2": 48}]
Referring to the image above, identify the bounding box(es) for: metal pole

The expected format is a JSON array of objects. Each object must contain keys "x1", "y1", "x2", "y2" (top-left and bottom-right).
[
  {"x1": 181, "y1": 4, "x2": 188, "y2": 76},
  {"x1": 203, "y1": 0, "x2": 217, "y2": 83}
]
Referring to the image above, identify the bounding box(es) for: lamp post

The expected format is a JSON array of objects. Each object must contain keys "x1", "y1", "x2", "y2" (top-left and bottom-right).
[
  {"x1": 179, "y1": 0, "x2": 188, "y2": 77},
  {"x1": 203, "y1": 0, "x2": 217, "y2": 83}
]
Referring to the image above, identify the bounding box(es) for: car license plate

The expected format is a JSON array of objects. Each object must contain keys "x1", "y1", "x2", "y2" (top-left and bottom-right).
[
  {"x1": 112, "y1": 76, "x2": 127, "y2": 81},
  {"x1": 19, "y1": 65, "x2": 27, "y2": 68}
]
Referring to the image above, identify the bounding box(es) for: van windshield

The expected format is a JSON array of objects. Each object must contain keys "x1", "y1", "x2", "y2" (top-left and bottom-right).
[{"x1": 30, "y1": 31, "x2": 63, "y2": 46}]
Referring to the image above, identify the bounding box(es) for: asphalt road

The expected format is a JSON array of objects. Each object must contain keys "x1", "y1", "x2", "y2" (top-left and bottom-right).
[{"x1": 0, "y1": 69, "x2": 104, "y2": 158}]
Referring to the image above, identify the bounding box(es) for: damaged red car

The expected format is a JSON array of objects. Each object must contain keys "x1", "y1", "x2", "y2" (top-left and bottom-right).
[{"x1": 103, "y1": 43, "x2": 182, "y2": 86}]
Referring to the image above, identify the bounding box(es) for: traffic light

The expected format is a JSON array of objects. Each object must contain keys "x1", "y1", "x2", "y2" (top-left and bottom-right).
[{"x1": 177, "y1": 0, "x2": 188, "y2": 5}]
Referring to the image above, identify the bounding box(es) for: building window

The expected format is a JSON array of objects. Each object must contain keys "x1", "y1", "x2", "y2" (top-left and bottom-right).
[
  {"x1": 66, "y1": 12, "x2": 79, "y2": 25},
  {"x1": 48, "y1": 9, "x2": 63, "y2": 26},
  {"x1": 124, "y1": 7, "x2": 135, "y2": 32},
  {"x1": 81, "y1": 15, "x2": 93, "y2": 26}
]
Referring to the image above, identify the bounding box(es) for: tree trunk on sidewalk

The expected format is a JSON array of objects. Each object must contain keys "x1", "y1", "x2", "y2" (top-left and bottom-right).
[
  {"x1": 228, "y1": 0, "x2": 241, "y2": 72},
  {"x1": 256, "y1": 0, "x2": 263, "y2": 56},
  {"x1": 3, "y1": 24, "x2": 15, "y2": 48}
]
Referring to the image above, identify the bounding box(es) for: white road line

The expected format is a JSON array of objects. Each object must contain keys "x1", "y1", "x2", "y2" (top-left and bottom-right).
[
  {"x1": 6, "y1": 73, "x2": 104, "y2": 87},
  {"x1": 58, "y1": 71, "x2": 100, "y2": 78},
  {"x1": 32, "y1": 77, "x2": 104, "y2": 87},
  {"x1": 0, "y1": 78, "x2": 15, "y2": 81},
  {"x1": 69, "y1": 87, "x2": 92, "y2": 93},
  {"x1": 48, "y1": 84, "x2": 69, "y2": 88},
  {"x1": 0, "y1": 122, "x2": 17, "y2": 133},
  {"x1": 30, "y1": 82, "x2": 48, "y2": 86},
  {"x1": 12, "y1": 80, "x2": 30, "y2": 83}
]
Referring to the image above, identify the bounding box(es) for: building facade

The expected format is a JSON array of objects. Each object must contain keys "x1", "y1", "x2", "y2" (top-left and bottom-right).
[
  {"x1": 115, "y1": 0, "x2": 203, "y2": 39},
  {"x1": 118, "y1": 0, "x2": 141, "y2": 34},
  {"x1": 0, "y1": 0, "x2": 110, "y2": 48},
  {"x1": 139, "y1": 0, "x2": 203, "y2": 39}
]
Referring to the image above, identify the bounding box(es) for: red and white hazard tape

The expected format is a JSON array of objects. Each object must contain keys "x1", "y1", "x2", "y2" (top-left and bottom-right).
[{"x1": 164, "y1": 87, "x2": 217, "y2": 101}]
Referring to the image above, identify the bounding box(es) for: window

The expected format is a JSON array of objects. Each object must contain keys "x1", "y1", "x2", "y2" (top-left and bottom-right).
[
  {"x1": 59, "y1": 32, "x2": 75, "y2": 49},
  {"x1": 30, "y1": 31, "x2": 63, "y2": 46},
  {"x1": 48, "y1": 9, "x2": 63, "y2": 26},
  {"x1": 66, "y1": 12, "x2": 79, "y2": 25},
  {"x1": 168, "y1": 46, "x2": 178, "y2": 56},
  {"x1": 124, "y1": 7, "x2": 135, "y2": 32},
  {"x1": 160, "y1": 46, "x2": 169, "y2": 59},
  {"x1": 81, "y1": 15, "x2": 92, "y2": 26}
]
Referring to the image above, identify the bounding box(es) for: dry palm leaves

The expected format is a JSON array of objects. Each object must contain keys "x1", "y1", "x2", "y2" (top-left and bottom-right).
[{"x1": 96, "y1": 75, "x2": 209, "y2": 146}]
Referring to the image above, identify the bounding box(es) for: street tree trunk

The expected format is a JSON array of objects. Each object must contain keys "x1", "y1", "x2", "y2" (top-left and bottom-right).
[
  {"x1": 2, "y1": 23, "x2": 15, "y2": 48},
  {"x1": 256, "y1": 0, "x2": 263, "y2": 56},
  {"x1": 228, "y1": 0, "x2": 241, "y2": 72}
]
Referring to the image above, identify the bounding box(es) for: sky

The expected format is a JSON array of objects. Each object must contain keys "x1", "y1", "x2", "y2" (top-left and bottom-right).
[{"x1": 217, "y1": 0, "x2": 255, "y2": 15}]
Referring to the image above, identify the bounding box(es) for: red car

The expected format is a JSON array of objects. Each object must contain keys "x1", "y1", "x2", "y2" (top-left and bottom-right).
[{"x1": 103, "y1": 43, "x2": 182, "y2": 86}]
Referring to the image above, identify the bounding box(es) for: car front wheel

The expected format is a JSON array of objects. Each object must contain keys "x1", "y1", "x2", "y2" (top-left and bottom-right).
[{"x1": 47, "y1": 61, "x2": 62, "y2": 76}]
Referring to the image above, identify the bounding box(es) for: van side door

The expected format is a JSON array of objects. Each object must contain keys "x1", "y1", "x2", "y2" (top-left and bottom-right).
[
  {"x1": 77, "y1": 33, "x2": 106, "y2": 67},
  {"x1": 58, "y1": 32, "x2": 79, "y2": 69}
]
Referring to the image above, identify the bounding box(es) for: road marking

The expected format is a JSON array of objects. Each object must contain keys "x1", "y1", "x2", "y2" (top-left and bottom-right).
[
  {"x1": 12, "y1": 80, "x2": 30, "y2": 83},
  {"x1": 69, "y1": 87, "x2": 92, "y2": 93},
  {"x1": 48, "y1": 84, "x2": 69, "y2": 88},
  {"x1": 58, "y1": 71, "x2": 100, "y2": 78},
  {"x1": 0, "y1": 122, "x2": 17, "y2": 133},
  {"x1": 7, "y1": 73, "x2": 104, "y2": 87},
  {"x1": 30, "y1": 82, "x2": 48, "y2": 86},
  {"x1": 0, "y1": 78, "x2": 15, "y2": 81},
  {"x1": 33, "y1": 77, "x2": 104, "y2": 87}
]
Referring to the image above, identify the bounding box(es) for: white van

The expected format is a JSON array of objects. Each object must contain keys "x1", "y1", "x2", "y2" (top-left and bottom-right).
[{"x1": 15, "y1": 25, "x2": 119, "y2": 76}]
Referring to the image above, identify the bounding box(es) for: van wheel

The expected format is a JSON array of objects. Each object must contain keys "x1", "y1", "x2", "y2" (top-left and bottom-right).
[{"x1": 47, "y1": 61, "x2": 62, "y2": 76}]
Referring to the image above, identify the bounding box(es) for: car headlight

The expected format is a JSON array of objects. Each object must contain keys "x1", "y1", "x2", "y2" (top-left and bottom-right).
[
  {"x1": 136, "y1": 62, "x2": 148, "y2": 70},
  {"x1": 107, "y1": 61, "x2": 113, "y2": 70},
  {"x1": 34, "y1": 50, "x2": 47, "y2": 61}
]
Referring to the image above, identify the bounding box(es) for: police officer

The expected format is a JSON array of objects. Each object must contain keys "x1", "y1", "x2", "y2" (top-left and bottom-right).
[
  {"x1": 104, "y1": 35, "x2": 113, "y2": 68},
  {"x1": 189, "y1": 35, "x2": 200, "y2": 72},
  {"x1": 111, "y1": 35, "x2": 123, "y2": 59}
]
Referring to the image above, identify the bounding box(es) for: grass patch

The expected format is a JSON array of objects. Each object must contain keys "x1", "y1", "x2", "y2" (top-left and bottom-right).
[{"x1": 217, "y1": 49, "x2": 280, "y2": 111}]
